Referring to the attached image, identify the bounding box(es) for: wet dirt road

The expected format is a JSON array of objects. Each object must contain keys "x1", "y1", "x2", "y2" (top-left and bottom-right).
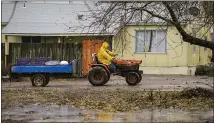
[
  {"x1": 2, "y1": 75, "x2": 213, "y2": 122},
  {"x1": 2, "y1": 75, "x2": 213, "y2": 91}
]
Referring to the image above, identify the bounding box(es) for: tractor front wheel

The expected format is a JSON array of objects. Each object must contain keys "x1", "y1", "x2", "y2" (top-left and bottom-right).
[
  {"x1": 137, "y1": 73, "x2": 142, "y2": 83},
  {"x1": 88, "y1": 66, "x2": 108, "y2": 86},
  {"x1": 126, "y1": 72, "x2": 140, "y2": 86}
]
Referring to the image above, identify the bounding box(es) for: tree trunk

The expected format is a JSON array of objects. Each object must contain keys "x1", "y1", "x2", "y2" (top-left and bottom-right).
[
  {"x1": 211, "y1": 50, "x2": 214, "y2": 62},
  {"x1": 212, "y1": 2, "x2": 214, "y2": 63}
]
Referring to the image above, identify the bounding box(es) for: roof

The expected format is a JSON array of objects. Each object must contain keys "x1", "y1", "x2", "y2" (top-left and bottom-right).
[
  {"x1": 2, "y1": 1, "x2": 116, "y2": 36},
  {"x1": 1, "y1": 2, "x2": 15, "y2": 24}
]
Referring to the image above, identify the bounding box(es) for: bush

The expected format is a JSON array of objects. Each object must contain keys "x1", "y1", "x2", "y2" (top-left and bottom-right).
[
  {"x1": 195, "y1": 63, "x2": 214, "y2": 77},
  {"x1": 181, "y1": 87, "x2": 213, "y2": 98}
]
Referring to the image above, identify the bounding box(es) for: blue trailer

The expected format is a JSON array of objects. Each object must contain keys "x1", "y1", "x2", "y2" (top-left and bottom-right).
[{"x1": 10, "y1": 59, "x2": 78, "y2": 87}]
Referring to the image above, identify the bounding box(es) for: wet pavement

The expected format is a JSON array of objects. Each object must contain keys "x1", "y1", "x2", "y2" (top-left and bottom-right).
[
  {"x1": 2, "y1": 104, "x2": 213, "y2": 122},
  {"x1": 2, "y1": 75, "x2": 213, "y2": 122},
  {"x1": 2, "y1": 75, "x2": 213, "y2": 91}
]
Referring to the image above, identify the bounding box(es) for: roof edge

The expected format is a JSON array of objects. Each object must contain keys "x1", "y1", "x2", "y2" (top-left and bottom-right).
[{"x1": 2, "y1": 33, "x2": 115, "y2": 36}]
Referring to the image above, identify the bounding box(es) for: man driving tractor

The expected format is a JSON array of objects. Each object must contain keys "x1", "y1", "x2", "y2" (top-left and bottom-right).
[
  {"x1": 88, "y1": 41, "x2": 142, "y2": 86},
  {"x1": 97, "y1": 42, "x2": 118, "y2": 73}
]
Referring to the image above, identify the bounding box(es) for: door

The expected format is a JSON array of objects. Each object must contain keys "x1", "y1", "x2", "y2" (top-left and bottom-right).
[{"x1": 82, "y1": 40, "x2": 104, "y2": 75}]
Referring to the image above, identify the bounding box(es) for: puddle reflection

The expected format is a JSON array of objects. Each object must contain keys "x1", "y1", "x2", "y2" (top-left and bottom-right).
[{"x1": 2, "y1": 104, "x2": 213, "y2": 122}]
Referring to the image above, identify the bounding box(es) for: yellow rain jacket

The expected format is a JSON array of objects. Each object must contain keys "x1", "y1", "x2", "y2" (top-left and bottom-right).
[{"x1": 97, "y1": 42, "x2": 117, "y2": 65}]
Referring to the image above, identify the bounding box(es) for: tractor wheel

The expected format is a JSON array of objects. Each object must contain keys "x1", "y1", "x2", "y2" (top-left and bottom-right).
[
  {"x1": 126, "y1": 72, "x2": 140, "y2": 86},
  {"x1": 88, "y1": 66, "x2": 108, "y2": 86},
  {"x1": 31, "y1": 74, "x2": 47, "y2": 87},
  {"x1": 137, "y1": 73, "x2": 142, "y2": 83},
  {"x1": 104, "y1": 71, "x2": 110, "y2": 84}
]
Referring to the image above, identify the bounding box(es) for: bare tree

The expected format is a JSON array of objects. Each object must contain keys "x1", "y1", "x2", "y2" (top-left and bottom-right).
[{"x1": 85, "y1": 1, "x2": 214, "y2": 62}]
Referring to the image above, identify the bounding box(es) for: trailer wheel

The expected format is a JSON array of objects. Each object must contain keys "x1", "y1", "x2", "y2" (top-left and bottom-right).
[
  {"x1": 45, "y1": 76, "x2": 50, "y2": 86},
  {"x1": 31, "y1": 76, "x2": 49, "y2": 85},
  {"x1": 88, "y1": 66, "x2": 108, "y2": 86},
  {"x1": 126, "y1": 72, "x2": 140, "y2": 86},
  {"x1": 31, "y1": 74, "x2": 47, "y2": 87}
]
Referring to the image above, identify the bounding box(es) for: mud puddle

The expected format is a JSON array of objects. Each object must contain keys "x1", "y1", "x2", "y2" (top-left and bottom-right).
[{"x1": 2, "y1": 104, "x2": 213, "y2": 122}]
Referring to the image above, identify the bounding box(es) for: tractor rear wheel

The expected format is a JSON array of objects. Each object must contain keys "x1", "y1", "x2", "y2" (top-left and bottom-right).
[
  {"x1": 88, "y1": 66, "x2": 108, "y2": 86},
  {"x1": 104, "y1": 71, "x2": 110, "y2": 84},
  {"x1": 126, "y1": 72, "x2": 140, "y2": 86}
]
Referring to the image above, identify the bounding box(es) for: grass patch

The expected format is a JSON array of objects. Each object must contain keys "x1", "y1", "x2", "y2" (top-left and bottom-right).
[{"x1": 2, "y1": 88, "x2": 214, "y2": 112}]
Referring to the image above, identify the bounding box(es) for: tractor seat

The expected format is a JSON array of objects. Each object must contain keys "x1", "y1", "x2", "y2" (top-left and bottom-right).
[{"x1": 92, "y1": 53, "x2": 102, "y2": 64}]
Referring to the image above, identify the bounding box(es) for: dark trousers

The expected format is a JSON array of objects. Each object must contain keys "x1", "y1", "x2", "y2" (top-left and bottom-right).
[{"x1": 109, "y1": 61, "x2": 116, "y2": 73}]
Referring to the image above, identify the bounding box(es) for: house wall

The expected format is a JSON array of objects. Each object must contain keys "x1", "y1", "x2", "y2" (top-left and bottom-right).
[
  {"x1": 1, "y1": 35, "x2": 22, "y2": 43},
  {"x1": 186, "y1": 25, "x2": 212, "y2": 66},
  {"x1": 112, "y1": 25, "x2": 211, "y2": 75},
  {"x1": 2, "y1": 36, "x2": 58, "y2": 43},
  {"x1": 1, "y1": 31, "x2": 112, "y2": 76},
  {"x1": 2, "y1": 25, "x2": 22, "y2": 43},
  {"x1": 2, "y1": 35, "x2": 112, "y2": 44}
]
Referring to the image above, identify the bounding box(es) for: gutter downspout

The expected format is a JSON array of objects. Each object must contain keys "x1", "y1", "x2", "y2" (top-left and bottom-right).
[
  {"x1": 5, "y1": 36, "x2": 8, "y2": 68},
  {"x1": 4, "y1": 1, "x2": 17, "y2": 68}
]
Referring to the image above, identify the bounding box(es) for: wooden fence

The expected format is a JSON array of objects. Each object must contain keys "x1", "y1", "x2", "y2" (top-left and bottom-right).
[{"x1": 2, "y1": 43, "x2": 83, "y2": 76}]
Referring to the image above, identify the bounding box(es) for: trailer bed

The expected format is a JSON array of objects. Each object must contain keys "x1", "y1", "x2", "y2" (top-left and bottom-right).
[{"x1": 11, "y1": 64, "x2": 72, "y2": 73}]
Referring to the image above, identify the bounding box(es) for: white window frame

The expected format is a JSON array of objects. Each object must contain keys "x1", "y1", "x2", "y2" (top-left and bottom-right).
[{"x1": 135, "y1": 30, "x2": 167, "y2": 54}]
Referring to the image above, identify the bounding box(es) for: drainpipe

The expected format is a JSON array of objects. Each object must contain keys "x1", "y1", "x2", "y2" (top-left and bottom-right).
[
  {"x1": 5, "y1": 36, "x2": 9, "y2": 68},
  {"x1": 4, "y1": 1, "x2": 17, "y2": 68}
]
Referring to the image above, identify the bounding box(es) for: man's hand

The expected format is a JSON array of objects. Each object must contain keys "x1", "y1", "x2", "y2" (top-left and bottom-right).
[{"x1": 114, "y1": 53, "x2": 118, "y2": 56}]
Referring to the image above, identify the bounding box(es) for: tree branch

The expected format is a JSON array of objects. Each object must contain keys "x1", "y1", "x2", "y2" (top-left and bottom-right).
[
  {"x1": 163, "y1": 2, "x2": 214, "y2": 49},
  {"x1": 129, "y1": 6, "x2": 176, "y2": 25}
]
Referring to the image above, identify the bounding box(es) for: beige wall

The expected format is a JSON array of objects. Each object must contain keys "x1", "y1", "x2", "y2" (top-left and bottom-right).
[
  {"x1": 187, "y1": 25, "x2": 212, "y2": 66},
  {"x1": 1, "y1": 35, "x2": 22, "y2": 43},
  {"x1": 1, "y1": 36, "x2": 59, "y2": 43},
  {"x1": 112, "y1": 24, "x2": 212, "y2": 75},
  {"x1": 112, "y1": 25, "x2": 189, "y2": 67}
]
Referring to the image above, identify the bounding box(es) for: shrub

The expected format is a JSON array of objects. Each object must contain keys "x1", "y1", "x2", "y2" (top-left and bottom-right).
[{"x1": 195, "y1": 63, "x2": 214, "y2": 77}]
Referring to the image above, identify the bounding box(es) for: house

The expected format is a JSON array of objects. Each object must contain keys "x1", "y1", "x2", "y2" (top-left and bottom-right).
[
  {"x1": 1, "y1": 0, "x2": 114, "y2": 75},
  {"x1": 112, "y1": 24, "x2": 212, "y2": 75},
  {"x1": 2, "y1": 0, "x2": 212, "y2": 75}
]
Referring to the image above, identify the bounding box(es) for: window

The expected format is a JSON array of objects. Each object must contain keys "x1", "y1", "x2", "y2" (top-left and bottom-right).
[
  {"x1": 22, "y1": 36, "x2": 41, "y2": 43},
  {"x1": 135, "y1": 30, "x2": 167, "y2": 53}
]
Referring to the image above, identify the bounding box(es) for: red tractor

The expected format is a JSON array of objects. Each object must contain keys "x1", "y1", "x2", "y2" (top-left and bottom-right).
[{"x1": 87, "y1": 53, "x2": 143, "y2": 86}]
